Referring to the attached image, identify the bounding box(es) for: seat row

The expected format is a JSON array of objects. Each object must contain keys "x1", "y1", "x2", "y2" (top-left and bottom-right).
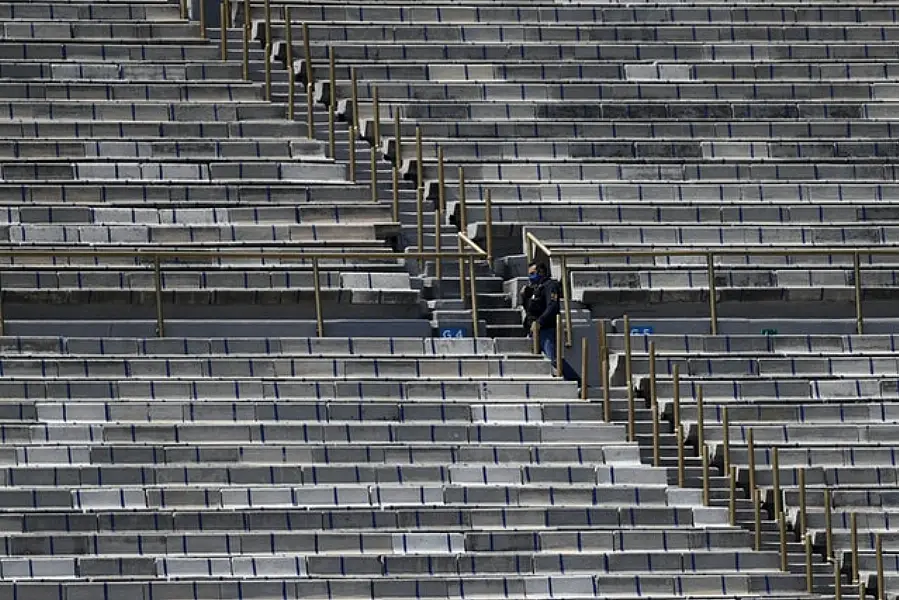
[{"x1": 252, "y1": 4, "x2": 899, "y2": 25}]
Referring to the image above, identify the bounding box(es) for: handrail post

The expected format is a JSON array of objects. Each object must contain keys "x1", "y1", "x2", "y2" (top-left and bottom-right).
[
  {"x1": 198, "y1": 0, "x2": 207, "y2": 38},
  {"x1": 773, "y1": 447, "x2": 782, "y2": 519},
  {"x1": 434, "y1": 208, "x2": 443, "y2": 285},
  {"x1": 458, "y1": 167, "x2": 468, "y2": 297},
  {"x1": 351, "y1": 67, "x2": 358, "y2": 129},
  {"x1": 328, "y1": 46, "x2": 336, "y2": 158},
  {"x1": 834, "y1": 560, "x2": 842, "y2": 600},
  {"x1": 649, "y1": 341, "x2": 660, "y2": 467},
  {"x1": 180, "y1": 0, "x2": 188, "y2": 20},
  {"x1": 754, "y1": 489, "x2": 763, "y2": 552},
  {"x1": 580, "y1": 337, "x2": 588, "y2": 401},
  {"x1": 729, "y1": 465, "x2": 737, "y2": 526},
  {"x1": 779, "y1": 510, "x2": 788, "y2": 571},
  {"x1": 468, "y1": 256, "x2": 479, "y2": 339},
  {"x1": 435, "y1": 147, "x2": 445, "y2": 282},
  {"x1": 154, "y1": 255, "x2": 165, "y2": 338},
  {"x1": 825, "y1": 488, "x2": 833, "y2": 561},
  {"x1": 561, "y1": 256, "x2": 572, "y2": 347},
  {"x1": 350, "y1": 67, "x2": 359, "y2": 122},
  {"x1": 312, "y1": 258, "x2": 324, "y2": 337},
  {"x1": 285, "y1": 8, "x2": 294, "y2": 119},
  {"x1": 672, "y1": 363, "x2": 681, "y2": 431},
  {"x1": 696, "y1": 386, "x2": 705, "y2": 457},
  {"x1": 302, "y1": 23, "x2": 314, "y2": 140},
  {"x1": 722, "y1": 406, "x2": 731, "y2": 475},
  {"x1": 485, "y1": 189, "x2": 494, "y2": 267},
  {"x1": 458, "y1": 237, "x2": 467, "y2": 303},
  {"x1": 702, "y1": 445, "x2": 710, "y2": 506},
  {"x1": 555, "y1": 314, "x2": 563, "y2": 378},
  {"x1": 415, "y1": 126, "x2": 424, "y2": 269},
  {"x1": 263, "y1": 0, "x2": 271, "y2": 46},
  {"x1": 458, "y1": 167, "x2": 468, "y2": 234},
  {"x1": 394, "y1": 107, "x2": 403, "y2": 167},
  {"x1": 600, "y1": 353, "x2": 610, "y2": 416},
  {"x1": 748, "y1": 429, "x2": 760, "y2": 551},
  {"x1": 223, "y1": 0, "x2": 231, "y2": 29},
  {"x1": 798, "y1": 467, "x2": 807, "y2": 538},
  {"x1": 676, "y1": 423, "x2": 686, "y2": 487},
  {"x1": 877, "y1": 534, "x2": 885, "y2": 600},
  {"x1": 328, "y1": 46, "x2": 337, "y2": 159},
  {"x1": 854, "y1": 251, "x2": 863, "y2": 335},
  {"x1": 600, "y1": 321, "x2": 610, "y2": 421},
  {"x1": 264, "y1": 41, "x2": 272, "y2": 101},
  {"x1": 391, "y1": 165, "x2": 400, "y2": 222},
  {"x1": 372, "y1": 86, "x2": 381, "y2": 149},
  {"x1": 302, "y1": 22, "x2": 313, "y2": 82},
  {"x1": 747, "y1": 428, "x2": 757, "y2": 501},
  {"x1": 241, "y1": 0, "x2": 250, "y2": 80},
  {"x1": 348, "y1": 122, "x2": 357, "y2": 183},
  {"x1": 415, "y1": 123, "x2": 423, "y2": 193},
  {"x1": 851, "y1": 512, "x2": 859, "y2": 583},
  {"x1": 805, "y1": 534, "x2": 814, "y2": 593},
  {"x1": 369, "y1": 148, "x2": 377, "y2": 203},
  {"x1": 833, "y1": 561, "x2": 843, "y2": 600},
  {"x1": 707, "y1": 251, "x2": 718, "y2": 335},
  {"x1": 220, "y1": 4, "x2": 228, "y2": 61},
  {"x1": 623, "y1": 315, "x2": 635, "y2": 442},
  {"x1": 599, "y1": 319, "x2": 608, "y2": 364}
]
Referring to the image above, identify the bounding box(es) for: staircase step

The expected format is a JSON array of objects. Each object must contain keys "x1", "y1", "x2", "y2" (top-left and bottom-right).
[
  {"x1": 423, "y1": 277, "x2": 504, "y2": 296},
  {"x1": 476, "y1": 309, "x2": 527, "y2": 326},
  {"x1": 486, "y1": 324, "x2": 532, "y2": 338}
]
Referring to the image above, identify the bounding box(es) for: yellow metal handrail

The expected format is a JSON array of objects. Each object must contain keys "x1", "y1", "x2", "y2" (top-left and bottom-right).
[
  {"x1": 458, "y1": 234, "x2": 487, "y2": 337},
  {"x1": 526, "y1": 231, "x2": 898, "y2": 343},
  {"x1": 458, "y1": 233, "x2": 486, "y2": 256},
  {"x1": 0, "y1": 235, "x2": 487, "y2": 339},
  {"x1": 242, "y1": 6, "x2": 458, "y2": 279}
]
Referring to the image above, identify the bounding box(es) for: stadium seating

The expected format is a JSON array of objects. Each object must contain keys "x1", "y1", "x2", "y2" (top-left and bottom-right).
[
  {"x1": 256, "y1": 0, "x2": 899, "y2": 597},
  {"x1": 0, "y1": 0, "x2": 896, "y2": 598},
  {"x1": 256, "y1": 0, "x2": 899, "y2": 330},
  {"x1": 0, "y1": 0, "x2": 438, "y2": 341},
  {"x1": 624, "y1": 332, "x2": 899, "y2": 597},
  {"x1": 0, "y1": 330, "x2": 825, "y2": 600}
]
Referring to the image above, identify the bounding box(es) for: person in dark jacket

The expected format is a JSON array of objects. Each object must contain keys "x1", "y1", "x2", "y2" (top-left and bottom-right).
[{"x1": 520, "y1": 261, "x2": 581, "y2": 384}]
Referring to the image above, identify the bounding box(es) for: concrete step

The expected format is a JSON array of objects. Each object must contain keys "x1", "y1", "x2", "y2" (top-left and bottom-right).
[{"x1": 486, "y1": 324, "x2": 533, "y2": 339}]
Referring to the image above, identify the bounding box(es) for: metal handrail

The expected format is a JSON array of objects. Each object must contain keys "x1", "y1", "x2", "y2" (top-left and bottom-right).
[
  {"x1": 526, "y1": 235, "x2": 899, "y2": 258},
  {"x1": 458, "y1": 234, "x2": 486, "y2": 256},
  {"x1": 525, "y1": 231, "x2": 892, "y2": 342},
  {"x1": 0, "y1": 234, "x2": 487, "y2": 338}
]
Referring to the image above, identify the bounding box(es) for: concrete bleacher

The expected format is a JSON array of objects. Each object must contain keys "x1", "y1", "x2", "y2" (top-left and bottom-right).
[
  {"x1": 2, "y1": 0, "x2": 899, "y2": 598},
  {"x1": 254, "y1": 0, "x2": 899, "y2": 597},
  {"x1": 0, "y1": 333, "x2": 794, "y2": 599},
  {"x1": 620, "y1": 333, "x2": 899, "y2": 597},
  {"x1": 0, "y1": 0, "x2": 440, "y2": 338},
  {"x1": 260, "y1": 1, "x2": 899, "y2": 329}
]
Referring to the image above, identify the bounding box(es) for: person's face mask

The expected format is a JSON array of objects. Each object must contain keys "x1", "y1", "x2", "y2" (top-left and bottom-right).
[{"x1": 528, "y1": 272, "x2": 541, "y2": 284}]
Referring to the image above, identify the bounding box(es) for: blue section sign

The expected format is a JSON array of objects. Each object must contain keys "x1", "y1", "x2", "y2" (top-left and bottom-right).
[
  {"x1": 440, "y1": 328, "x2": 467, "y2": 339},
  {"x1": 630, "y1": 326, "x2": 654, "y2": 335}
]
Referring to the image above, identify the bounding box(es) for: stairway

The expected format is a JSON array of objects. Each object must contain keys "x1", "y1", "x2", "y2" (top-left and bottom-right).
[
  {"x1": 587, "y1": 382, "x2": 861, "y2": 600},
  {"x1": 215, "y1": 22, "x2": 529, "y2": 337}
]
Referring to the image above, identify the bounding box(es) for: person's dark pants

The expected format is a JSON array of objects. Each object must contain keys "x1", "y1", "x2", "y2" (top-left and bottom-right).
[{"x1": 535, "y1": 326, "x2": 581, "y2": 385}]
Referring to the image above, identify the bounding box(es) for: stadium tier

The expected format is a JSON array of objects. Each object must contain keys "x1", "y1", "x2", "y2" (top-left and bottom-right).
[{"x1": 0, "y1": 0, "x2": 896, "y2": 598}]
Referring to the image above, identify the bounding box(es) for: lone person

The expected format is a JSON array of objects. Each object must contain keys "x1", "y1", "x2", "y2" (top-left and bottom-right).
[{"x1": 520, "y1": 261, "x2": 581, "y2": 383}]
